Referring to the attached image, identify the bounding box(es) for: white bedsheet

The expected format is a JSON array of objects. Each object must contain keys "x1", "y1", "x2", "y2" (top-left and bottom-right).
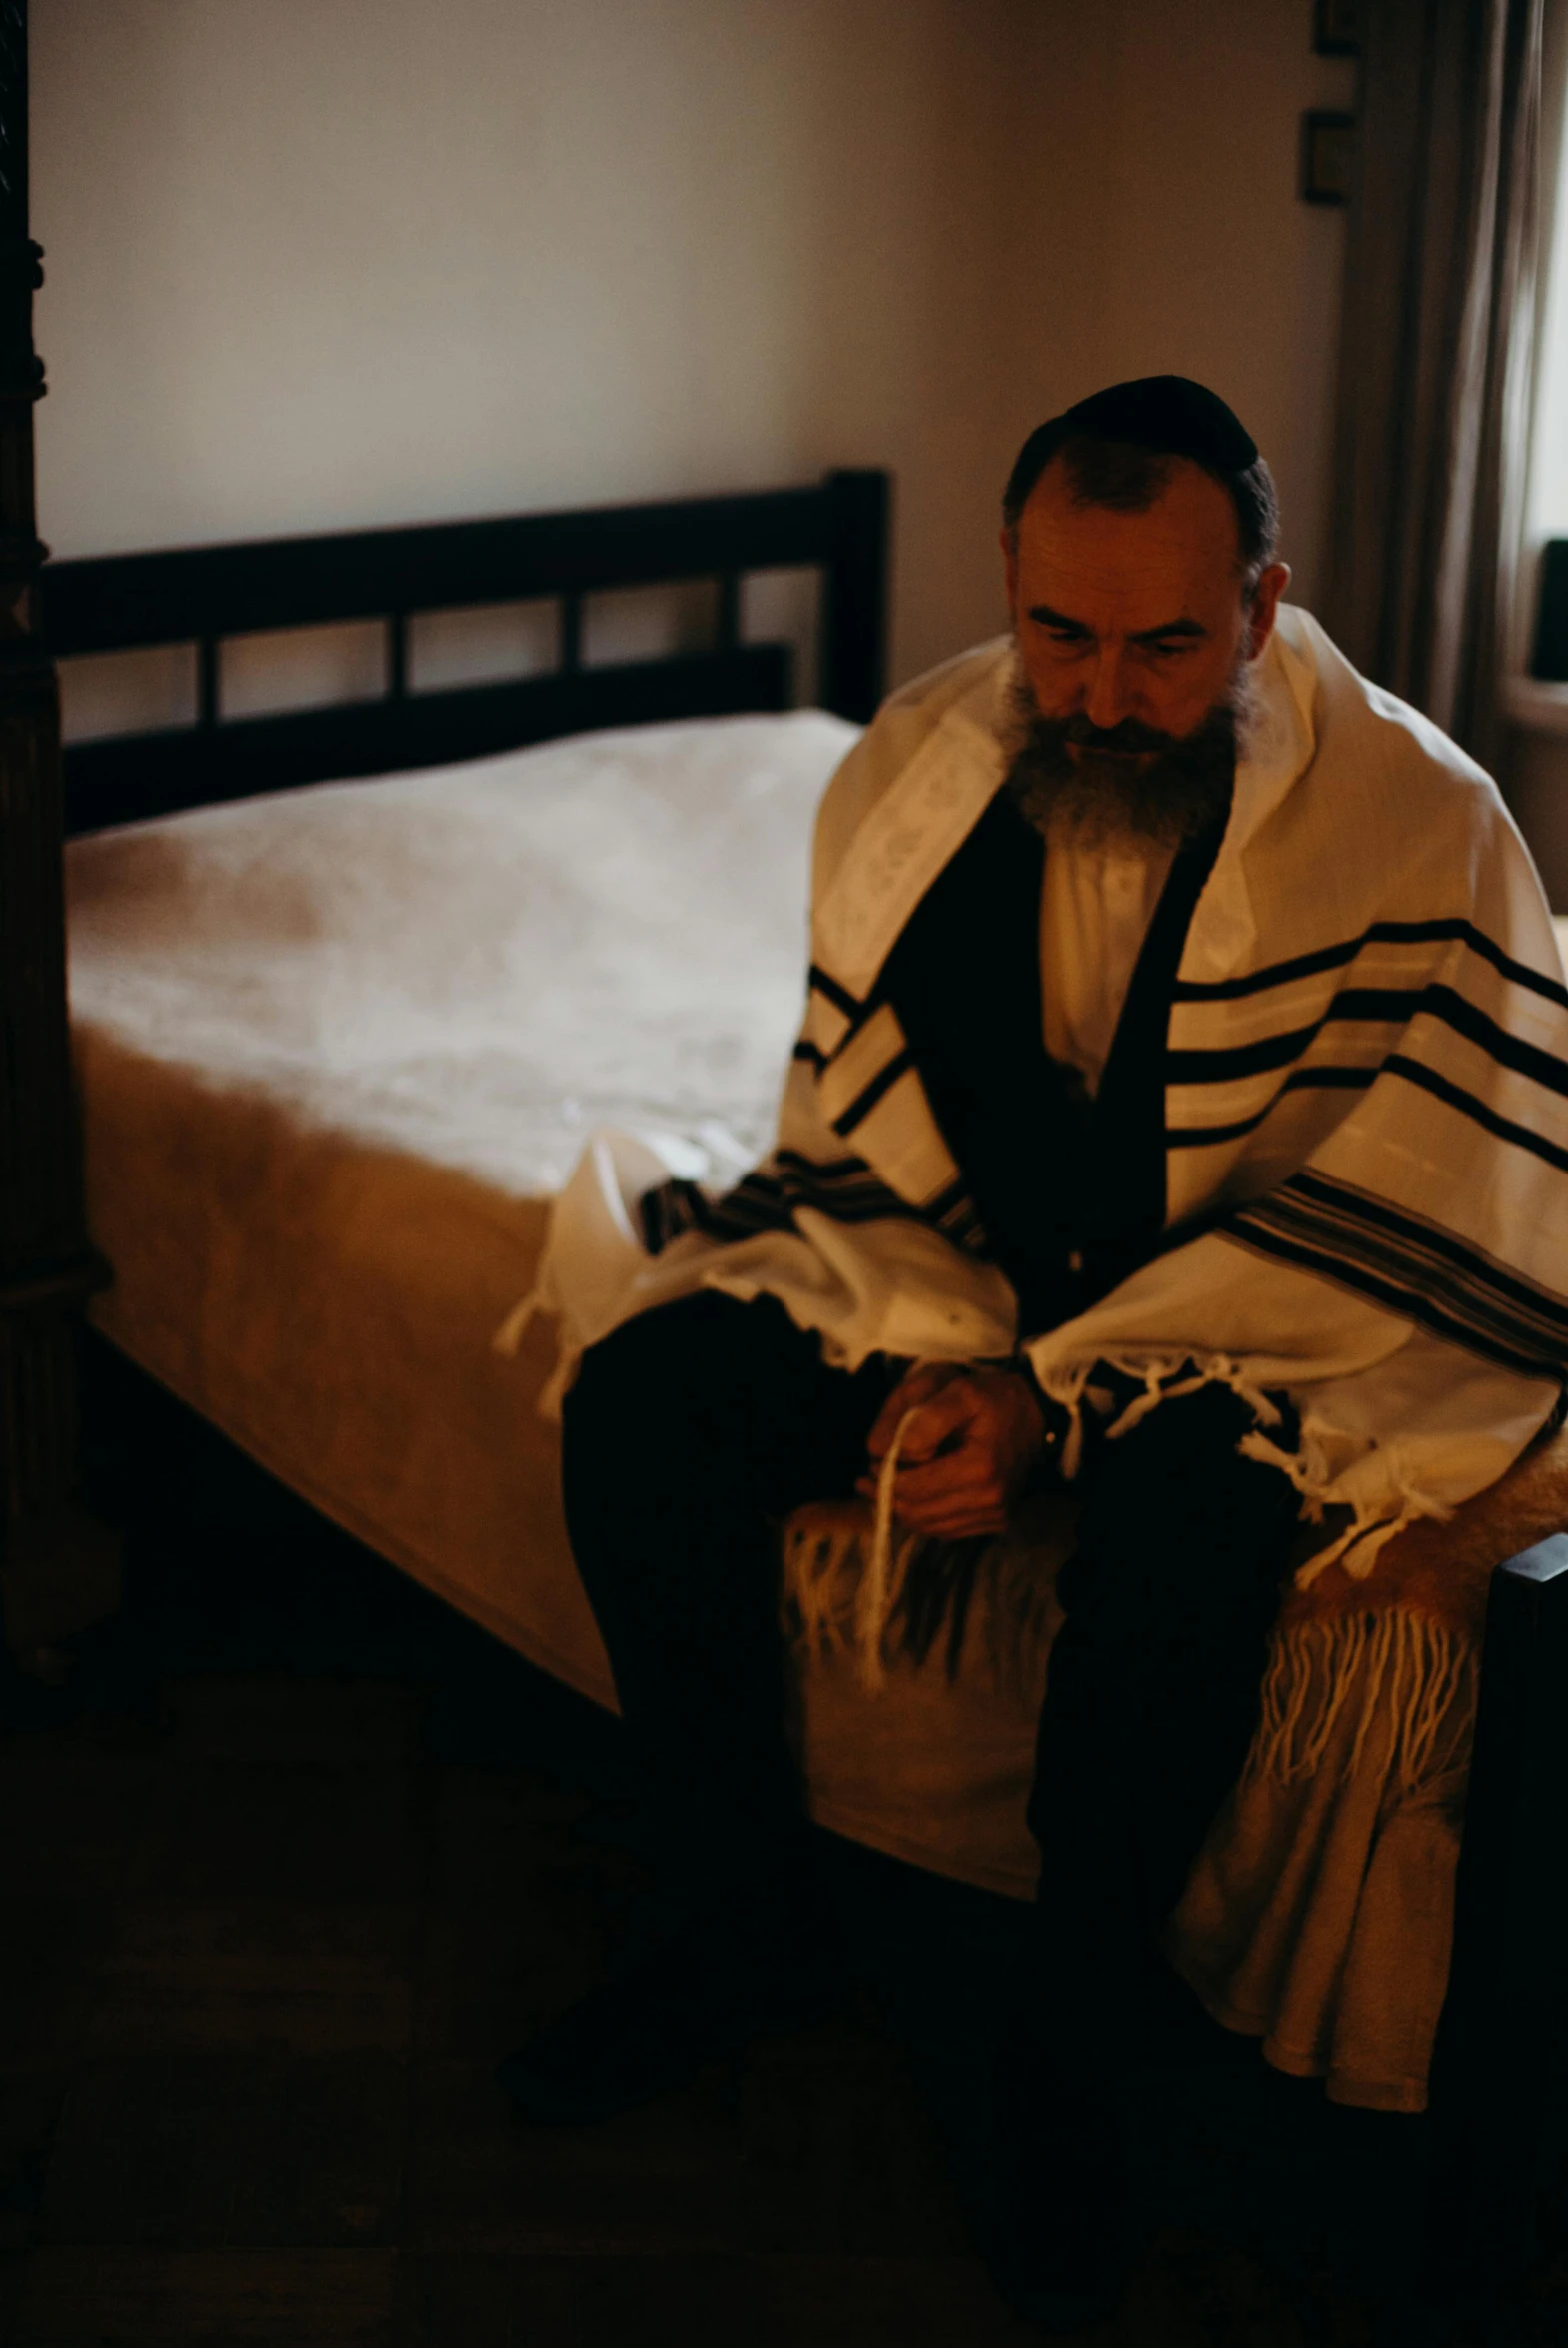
[{"x1": 69, "y1": 710, "x2": 859, "y2": 1197}]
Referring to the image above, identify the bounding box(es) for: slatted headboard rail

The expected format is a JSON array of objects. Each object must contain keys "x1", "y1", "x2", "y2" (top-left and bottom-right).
[{"x1": 44, "y1": 468, "x2": 888, "y2": 836}]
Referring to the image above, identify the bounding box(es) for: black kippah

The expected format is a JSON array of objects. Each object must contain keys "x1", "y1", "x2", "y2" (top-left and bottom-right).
[
  {"x1": 1053, "y1": 375, "x2": 1257, "y2": 470},
  {"x1": 1003, "y1": 375, "x2": 1259, "y2": 524}
]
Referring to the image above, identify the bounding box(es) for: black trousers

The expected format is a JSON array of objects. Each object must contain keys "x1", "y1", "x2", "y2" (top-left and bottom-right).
[{"x1": 561, "y1": 1287, "x2": 1300, "y2": 2039}]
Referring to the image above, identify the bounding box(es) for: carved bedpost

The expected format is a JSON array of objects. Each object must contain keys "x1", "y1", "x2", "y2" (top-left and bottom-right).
[{"x1": 0, "y1": 0, "x2": 117, "y2": 1660}]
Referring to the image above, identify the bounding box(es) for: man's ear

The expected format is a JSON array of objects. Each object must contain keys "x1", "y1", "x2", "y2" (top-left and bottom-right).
[{"x1": 1246, "y1": 562, "x2": 1291, "y2": 660}]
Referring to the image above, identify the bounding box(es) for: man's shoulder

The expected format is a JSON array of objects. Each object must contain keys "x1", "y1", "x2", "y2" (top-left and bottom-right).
[
  {"x1": 1271, "y1": 608, "x2": 1553, "y2": 953},
  {"x1": 1281, "y1": 606, "x2": 1495, "y2": 808},
  {"x1": 878, "y1": 635, "x2": 1015, "y2": 727}
]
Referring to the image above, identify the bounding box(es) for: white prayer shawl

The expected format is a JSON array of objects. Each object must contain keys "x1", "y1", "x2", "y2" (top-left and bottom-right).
[{"x1": 521, "y1": 608, "x2": 1568, "y2": 1577}]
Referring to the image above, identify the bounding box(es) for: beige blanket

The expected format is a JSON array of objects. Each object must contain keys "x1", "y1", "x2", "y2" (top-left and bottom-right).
[
  {"x1": 66, "y1": 720, "x2": 1568, "y2": 2113},
  {"x1": 69, "y1": 714, "x2": 860, "y2": 1695}
]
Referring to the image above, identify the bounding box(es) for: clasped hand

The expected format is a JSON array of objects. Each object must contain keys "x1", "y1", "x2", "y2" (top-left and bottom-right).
[{"x1": 856, "y1": 1361, "x2": 1046, "y2": 1542}]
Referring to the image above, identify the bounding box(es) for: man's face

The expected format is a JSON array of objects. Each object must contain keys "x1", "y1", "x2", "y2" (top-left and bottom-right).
[{"x1": 1003, "y1": 451, "x2": 1287, "y2": 754}]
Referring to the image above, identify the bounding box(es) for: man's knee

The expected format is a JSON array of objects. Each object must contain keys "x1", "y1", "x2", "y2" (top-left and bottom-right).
[
  {"x1": 566, "y1": 1289, "x2": 741, "y2": 1435},
  {"x1": 563, "y1": 1289, "x2": 825, "y2": 1501},
  {"x1": 1063, "y1": 1381, "x2": 1299, "y2": 1646}
]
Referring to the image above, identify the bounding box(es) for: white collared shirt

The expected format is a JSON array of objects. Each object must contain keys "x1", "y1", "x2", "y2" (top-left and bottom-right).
[{"x1": 1040, "y1": 835, "x2": 1176, "y2": 1096}]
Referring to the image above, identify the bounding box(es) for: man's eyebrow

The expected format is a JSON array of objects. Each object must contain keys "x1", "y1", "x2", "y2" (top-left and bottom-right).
[
  {"x1": 1025, "y1": 603, "x2": 1210, "y2": 644},
  {"x1": 1130, "y1": 616, "x2": 1208, "y2": 645}
]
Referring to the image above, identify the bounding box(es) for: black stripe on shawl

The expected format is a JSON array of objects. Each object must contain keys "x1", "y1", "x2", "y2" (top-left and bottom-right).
[
  {"x1": 1167, "y1": 982, "x2": 1568, "y2": 1097},
  {"x1": 807, "y1": 964, "x2": 863, "y2": 1018},
  {"x1": 1162, "y1": 1029, "x2": 1568, "y2": 1169},
  {"x1": 1228, "y1": 1168, "x2": 1568, "y2": 1377},
  {"x1": 805, "y1": 970, "x2": 895, "y2": 1065},
  {"x1": 640, "y1": 1151, "x2": 990, "y2": 1257},
  {"x1": 775, "y1": 1152, "x2": 984, "y2": 1239},
  {"x1": 773, "y1": 1148, "x2": 881, "y2": 1179},
  {"x1": 828, "y1": 1047, "x2": 915, "y2": 1137},
  {"x1": 1382, "y1": 1057, "x2": 1568, "y2": 1178},
  {"x1": 1226, "y1": 1220, "x2": 1558, "y2": 1382},
  {"x1": 1171, "y1": 918, "x2": 1568, "y2": 1013},
  {"x1": 1165, "y1": 1065, "x2": 1377, "y2": 1148},
  {"x1": 640, "y1": 1175, "x2": 791, "y2": 1251}
]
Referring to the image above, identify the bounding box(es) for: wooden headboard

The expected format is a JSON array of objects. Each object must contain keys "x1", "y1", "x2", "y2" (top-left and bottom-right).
[{"x1": 43, "y1": 469, "x2": 889, "y2": 838}]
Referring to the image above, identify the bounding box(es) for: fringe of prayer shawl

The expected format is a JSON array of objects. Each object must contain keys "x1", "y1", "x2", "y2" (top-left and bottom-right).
[
  {"x1": 789, "y1": 1381, "x2": 1488, "y2": 1802},
  {"x1": 781, "y1": 1403, "x2": 935, "y2": 1694},
  {"x1": 1033, "y1": 1351, "x2": 1454, "y2": 1581},
  {"x1": 783, "y1": 1502, "x2": 1481, "y2": 1805},
  {"x1": 1243, "y1": 1607, "x2": 1480, "y2": 1795},
  {"x1": 493, "y1": 1282, "x2": 576, "y2": 1420},
  {"x1": 782, "y1": 1502, "x2": 1059, "y2": 1701}
]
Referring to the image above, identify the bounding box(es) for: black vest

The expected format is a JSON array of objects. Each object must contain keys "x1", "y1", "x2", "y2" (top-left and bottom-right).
[{"x1": 877, "y1": 789, "x2": 1226, "y2": 1337}]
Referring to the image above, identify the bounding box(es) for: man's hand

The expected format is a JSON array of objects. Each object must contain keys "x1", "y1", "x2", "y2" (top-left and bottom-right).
[{"x1": 858, "y1": 1361, "x2": 1046, "y2": 1541}]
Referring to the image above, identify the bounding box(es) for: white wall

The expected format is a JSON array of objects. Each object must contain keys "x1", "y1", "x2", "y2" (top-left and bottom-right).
[
  {"x1": 1011, "y1": 5, "x2": 1355, "y2": 619},
  {"x1": 33, "y1": 0, "x2": 1352, "y2": 693}
]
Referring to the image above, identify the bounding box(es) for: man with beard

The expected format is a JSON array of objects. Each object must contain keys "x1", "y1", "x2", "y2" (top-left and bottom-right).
[{"x1": 500, "y1": 377, "x2": 1568, "y2": 2329}]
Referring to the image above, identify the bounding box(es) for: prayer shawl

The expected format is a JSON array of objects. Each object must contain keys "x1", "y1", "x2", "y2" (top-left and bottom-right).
[{"x1": 518, "y1": 607, "x2": 1568, "y2": 1577}]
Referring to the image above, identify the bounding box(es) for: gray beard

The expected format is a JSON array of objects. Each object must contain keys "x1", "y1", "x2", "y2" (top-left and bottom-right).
[{"x1": 1001, "y1": 657, "x2": 1257, "y2": 853}]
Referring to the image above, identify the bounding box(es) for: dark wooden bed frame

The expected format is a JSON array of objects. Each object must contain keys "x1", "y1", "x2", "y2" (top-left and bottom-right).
[
  {"x1": 0, "y1": 0, "x2": 1562, "y2": 2298},
  {"x1": 44, "y1": 469, "x2": 887, "y2": 838}
]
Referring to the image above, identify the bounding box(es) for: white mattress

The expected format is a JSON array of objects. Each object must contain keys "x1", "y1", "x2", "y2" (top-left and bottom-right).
[{"x1": 69, "y1": 709, "x2": 860, "y2": 1198}]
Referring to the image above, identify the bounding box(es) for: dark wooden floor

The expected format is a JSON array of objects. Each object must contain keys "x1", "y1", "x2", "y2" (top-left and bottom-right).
[{"x1": 2, "y1": 1362, "x2": 1564, "y2": 2345}]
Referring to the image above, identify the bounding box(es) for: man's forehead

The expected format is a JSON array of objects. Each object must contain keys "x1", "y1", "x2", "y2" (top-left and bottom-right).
[{"x1": 1014, "y1": 456, "x2": 1242, "y2": 617}]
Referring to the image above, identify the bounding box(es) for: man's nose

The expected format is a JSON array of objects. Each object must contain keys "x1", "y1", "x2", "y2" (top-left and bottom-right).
[{"x1": 1083, "y1": 647, "x2": 1133, "y2": 731}]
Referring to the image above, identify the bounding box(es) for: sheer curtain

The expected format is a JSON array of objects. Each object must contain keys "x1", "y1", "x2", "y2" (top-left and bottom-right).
[{"x1": 1323, "y1": 0, "x2": 1544, "y2": 767}]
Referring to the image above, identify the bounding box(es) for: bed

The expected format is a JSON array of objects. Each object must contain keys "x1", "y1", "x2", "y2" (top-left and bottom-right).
[
  {"x1": 54, "y1": 605, "x2": 1568, "y2": 2122},
  {"x1": 0, "y1": 0, "x2": 1563, "y2": 2286},
  {"x1": 65, "y1": 703, "x2": 859, "y2": 1690}
]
